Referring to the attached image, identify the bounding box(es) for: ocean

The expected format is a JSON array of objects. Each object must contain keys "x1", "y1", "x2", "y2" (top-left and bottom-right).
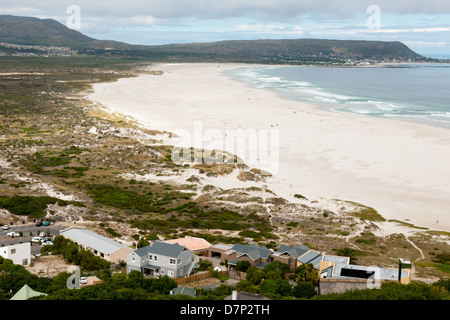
[{"x1": 226, "y1": 63, "x2": 450, "y2": 129}]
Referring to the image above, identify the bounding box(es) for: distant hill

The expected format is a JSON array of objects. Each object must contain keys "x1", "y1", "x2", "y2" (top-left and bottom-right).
[
  {"x1": 137, "y1": 38, "x2": 424, "y2": 62},
  {"x1": 0, "y1": 15, "x2": 130, "y2": 49},
  {"x1": 0, "y1": 15, "x2": 425, "y2": 63}
]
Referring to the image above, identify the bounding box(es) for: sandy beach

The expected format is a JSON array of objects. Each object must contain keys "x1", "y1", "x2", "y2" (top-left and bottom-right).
[{"x1": 88, "y1": 63, "x2": 450, "y2": 233}]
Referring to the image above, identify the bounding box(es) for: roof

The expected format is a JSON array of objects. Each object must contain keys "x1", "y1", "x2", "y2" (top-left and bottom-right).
[
  {"x1": 332, "y1": 263, "x2": 409, "y2": 281},
  {"x1": 134, "y1": 241, "x2": 189, "y2": 258},
  {"x1": 210, "y1": 243, "x2": 233, "y2": 251},
  {"x1": 298, "y1": 250, "x2": 323, "y2": 268},
  {"x1": 224, "y1": 291, "x2": 269, "y2": 300},
  {"x1": 60, "y1": 227, "x2": 129, "y2": 255},
  {"x1": 171, "y1": 286, "x2": 197, "y2": 297},
  {"x1": 10, "y1": 284, "x2": 47, "y2": 300},
  {"x1": 231, "y1": 244, "x2": 272, "y2": 261},
  {"x1": 276, "y1": 244, "x2": 310, "y2": 258},
  {"x1": 164, "y1": 236, "x2": 211, "y2": 251}
]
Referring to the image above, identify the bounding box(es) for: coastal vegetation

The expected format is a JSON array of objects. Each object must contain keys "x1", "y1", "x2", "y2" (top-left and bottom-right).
[{"x1": 0, "y1": 54, "x2": 449, "y2": 300}]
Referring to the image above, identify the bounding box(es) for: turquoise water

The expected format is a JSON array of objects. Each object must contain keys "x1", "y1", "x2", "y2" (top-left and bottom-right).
[{"x1": 226, "y1": 63, "x2": 450, "y2": 129}]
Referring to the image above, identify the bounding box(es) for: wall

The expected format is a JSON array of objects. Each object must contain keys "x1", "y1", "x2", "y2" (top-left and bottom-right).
[{"x1": 318, "y1": 278, "x2": 393, "y2": 295}]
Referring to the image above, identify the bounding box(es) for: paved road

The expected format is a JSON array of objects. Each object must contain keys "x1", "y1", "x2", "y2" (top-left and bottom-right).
[{"x1": 0, "y1": 223, "x2": 65, "y2": 256}]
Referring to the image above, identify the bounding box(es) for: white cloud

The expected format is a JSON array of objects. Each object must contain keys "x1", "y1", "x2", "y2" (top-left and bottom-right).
[{"x1": 236, "y1": 24, "x2": 286, "y2": 32}]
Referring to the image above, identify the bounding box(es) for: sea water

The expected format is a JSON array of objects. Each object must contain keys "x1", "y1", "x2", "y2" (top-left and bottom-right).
[{"x1": 226, "y1": 63, "x2": 450, "y2": 129}]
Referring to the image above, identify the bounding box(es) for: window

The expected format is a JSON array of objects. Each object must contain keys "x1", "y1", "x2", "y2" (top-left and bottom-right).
[
  {"x1": 154, "y1": 255, "x2": 158, "y2": 261},
  {"x1": 187, "y1": 255, "x2": 191, "y2": 261},
  {"x1": 149, "y1": 255, "x2": 152, "y2": 260},
  {"x1": 177, "y1": 259, "x2": 181, "y2": 264},
  {"x1": 10, "y1": 249, "x2": 16, "y2": 254},
  {"x1": 22, "y1": 259, "x2": 28, "y2": 266},
  {"x1": 168, "y1": 271, "x2": 174, "y2": 276},
  {"x1": 170, "y1": 259, "x2": 176, "y2": 265}
]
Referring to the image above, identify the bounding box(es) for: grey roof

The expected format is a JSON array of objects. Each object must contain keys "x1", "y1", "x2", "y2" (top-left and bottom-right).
[
  {"x1": 277, "y1": 244, "x2": 310, "y2": 258},
  {"x1": 224, "y1": 291, "x2": 270, "y2": 300},
  {"x1": 231, "y1": 244, "x2": 271, "y2": 261},
  {"x1": 171, "y1": 286, "x2": 196, "y2": 297},
  {"x1": 298, "y1": 250, "x2": 322, "y2": 268},
  {"x1": 333, "y1": 263, "x2": 409, "y2": 281},
  {"x1": 134, "y1": 241, "x2": 188, "y2": 258},
  {"x1": 60, "y1": 228, "x2": 129, "y2": 255}
]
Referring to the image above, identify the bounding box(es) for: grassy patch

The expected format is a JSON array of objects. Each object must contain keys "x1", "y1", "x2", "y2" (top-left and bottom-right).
[
  {"x1": 0, "y1": 195, "x2": 75, "y2": 218},
  {"x1": 339, "y1": 200, "x2": 385, "y2": 222}
]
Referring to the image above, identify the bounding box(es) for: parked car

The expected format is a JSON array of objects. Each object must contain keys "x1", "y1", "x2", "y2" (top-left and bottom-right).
[
  {"x1": 7, "y1": 232, "x2": 20, "y2": 237},
  {"x1": 2, "y1": 225, "x2": 10, "y2": 230},
  {"x1": 80, "y1": 277, "x2": 87, "y2": 284},
  {"x1": 39, "y1": 232, "x2": 47, "y2": 237},
  {"x1": 42, "y1": 240, "x2": 53, "y2": 246},
  {"x1": 31, "y1": 237, "x2": 42, "y2": 243},
  {"x1": 43, "y1": 221, "x2": 50, "y2": 226},
  {"x1": 35, "y1": 221, "x2": 43, "y2": 227}
]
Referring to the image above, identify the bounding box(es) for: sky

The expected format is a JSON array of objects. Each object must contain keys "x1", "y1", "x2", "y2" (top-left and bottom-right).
[{"x1": 1, "y1": 0, "x2": 450, "y2": 57}]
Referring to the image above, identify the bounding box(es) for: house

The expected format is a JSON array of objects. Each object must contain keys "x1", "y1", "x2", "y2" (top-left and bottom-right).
[
  {"x1": 218, "y1": 243, "x2": 273, "y2": 270},
  {"x1": 163, "y1": 236, "x2": 211, "y2": 255},
  {"x1": 170, "y1": 286, "x2": 197, "y2": 297},
  {"x1": 207, "y1": 243, "x2": 234, "y2": 262},
  {"x1": 319, "y1": 255, "x2": 411, "y2": 283},
  {"x1": 127, "y1": 241, "x2": 195, "y2": 278},
  {"x1": 272, "y1": 244, "x2": 310, "y2": 270},
  {"x1": 10, "y1": 284, "x2": 47, "y2": 300},
  {"x1": 60, "y1": 227, "x2": 133, "y2": 263},
  {"x1": 224, "y1": 290, "x2": 269, "y2": 300},
  {"x1": 0, "y1": 242, "x2": 31, "y2": 266}
]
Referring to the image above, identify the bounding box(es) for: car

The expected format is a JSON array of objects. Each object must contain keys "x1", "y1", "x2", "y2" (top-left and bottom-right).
[
  {"x1": 31, "y1": 237, "x2": 42, "y2": 243},
  {"x1": 35, "y1": 221, "x2": 43, "y2": 227},
  {"x1": 43, "y1": 221, "x2": 50, "y2": 226},
  {"x1": 80, "y1": 277, "x2": 87, "y2": 284},
  {"x1": 2, "y1": 225, "x2": 10, "y2": 230},
  {"x1": 7, "y1": 232, "x2": 20, "y2": 237},
  {"x1": 39, "y1": 232, "x2": 47, "y2": 237},
  {"x1": 42, "y1": 240, "x2": 53, "y2": 246}
]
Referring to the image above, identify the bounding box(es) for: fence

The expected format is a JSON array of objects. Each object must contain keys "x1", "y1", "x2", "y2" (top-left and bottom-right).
[{"x1": 173, "y1": 270, "x2": 228, "y2": 285}]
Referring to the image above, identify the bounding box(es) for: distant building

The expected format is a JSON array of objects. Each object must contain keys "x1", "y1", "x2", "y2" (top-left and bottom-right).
[
  {"x1": 224, "y1": 290, "x2": 269, "y2": 300},
  {"x1": 163, "y1": 236, "x2": 211, "y2": 255},
  {"x1": 10, "y1": 284, "x2": 47, "y2": 300},
  {"x1": 170, "y1": 286, "x2": 197, "y2": 297},
  {"x1": 272, "y1": 244, "x2": 311, "y2": 270},
  {"x1": 60, "y1": 227, "x2": 133, "y2": 263},
  {"x1": 127, "y1": 241, "x2": 195, "y2": 278},
  {"x1": 208, "y1": 243, "x2": 273, "y2": 270},
  {"x1": 318, "y1": 255, "x2": 412, "y2": 295},
  {"x1": 0, "y1": 242, "x2": 31, "y2": 266}
]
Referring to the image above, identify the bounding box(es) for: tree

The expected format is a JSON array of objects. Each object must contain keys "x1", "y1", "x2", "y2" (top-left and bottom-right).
[
  {"x1": 236, "y1": 260, "x2": 250, "y2": 273},
  {"x1": 259, "y1": 278, "x2": 292, "y2": 298},
  {"x1": 293, "y1": 263, "x2": 318, "y2": 285},
  {"x1": 246, "y1": 266, "x2": 264, "y2": 285},
  {"x1": 235, "y1": 280, "x2": 260, "y2": 294},
  {"x1": 333, "y1": 247, "x2": 359, "y2": 264},
  {"x1": 262, "y1": 261, "x2": 290, "y2": 279},
  {"x1": 293, "y1": 282, "x2": 316, "y2": 299}
]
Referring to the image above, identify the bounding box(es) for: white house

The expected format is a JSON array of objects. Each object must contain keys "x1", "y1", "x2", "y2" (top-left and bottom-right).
[{"x1": 0, "y1": 242, "x2": 31, "y2": 266}]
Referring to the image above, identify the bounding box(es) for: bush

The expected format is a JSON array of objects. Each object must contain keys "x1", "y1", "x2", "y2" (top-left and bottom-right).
[{"x1": 293, "y1": 282, "x2": 316, "y2": 299}]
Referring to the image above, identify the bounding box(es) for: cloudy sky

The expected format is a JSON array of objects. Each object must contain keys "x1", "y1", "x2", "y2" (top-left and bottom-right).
[{"x1": 2, "y1": 0, "x2": 450, "y2": 57}]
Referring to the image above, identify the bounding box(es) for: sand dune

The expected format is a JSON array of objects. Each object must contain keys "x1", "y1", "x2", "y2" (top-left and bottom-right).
[{"x1": 88, "y1": 63, "x2": 450, "y2": 232}]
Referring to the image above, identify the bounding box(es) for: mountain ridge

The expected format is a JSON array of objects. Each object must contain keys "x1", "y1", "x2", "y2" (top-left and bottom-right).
[{"x1": 0, "y1": 15, "x2": 425, "y2": 63}]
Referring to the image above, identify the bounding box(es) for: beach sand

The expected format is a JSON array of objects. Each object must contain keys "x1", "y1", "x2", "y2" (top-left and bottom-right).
[{"x1": 88, "y1": 63, "x2": 450, "y2": 232}]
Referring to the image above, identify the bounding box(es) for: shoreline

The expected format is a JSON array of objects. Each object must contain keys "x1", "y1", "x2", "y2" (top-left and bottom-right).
[{"x1": 87, "y1": 62, "x2": 450, "y2": 233}]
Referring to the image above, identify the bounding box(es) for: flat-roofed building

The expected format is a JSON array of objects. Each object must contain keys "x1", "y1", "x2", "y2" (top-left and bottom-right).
[
  {"x1": 60, "y1": 227, "x2": 133, "y2": 263},
  {"x1": 0, "y1": 242, "x2": 31, "y2": 266},
  {"x1": 163, "y1": 236, "x2": 211, "y2": 255}
]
